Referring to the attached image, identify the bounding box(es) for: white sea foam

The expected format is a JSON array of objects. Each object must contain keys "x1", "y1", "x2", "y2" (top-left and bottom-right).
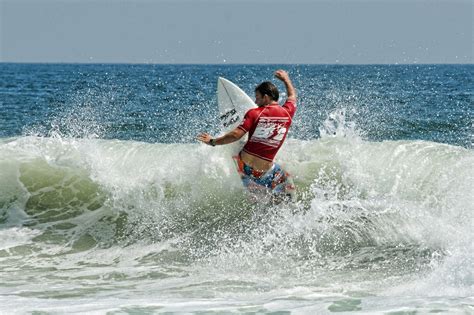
[{"x1": 0, "y1": 227, "x2": 41, "y2": 251}]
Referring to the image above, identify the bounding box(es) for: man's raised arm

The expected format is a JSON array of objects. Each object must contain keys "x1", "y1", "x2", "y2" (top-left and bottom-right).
[{"x1": 274, "y1": 70, "x2": 297, "y2": 102}]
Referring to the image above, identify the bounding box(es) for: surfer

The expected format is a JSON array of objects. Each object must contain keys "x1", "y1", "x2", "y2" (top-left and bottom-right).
[{"x1": 197, "y1": 69, "x2": 297, "y2": 199}]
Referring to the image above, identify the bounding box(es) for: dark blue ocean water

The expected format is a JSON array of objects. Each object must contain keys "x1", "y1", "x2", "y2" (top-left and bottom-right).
[{"x1": 1, "y1": 63, "x2": 472, "y2": 147}]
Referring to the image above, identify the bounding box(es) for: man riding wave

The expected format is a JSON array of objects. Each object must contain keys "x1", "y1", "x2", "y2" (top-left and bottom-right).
[{"x1": 198, "y1": 70, "x2": 297, "y2": 200}]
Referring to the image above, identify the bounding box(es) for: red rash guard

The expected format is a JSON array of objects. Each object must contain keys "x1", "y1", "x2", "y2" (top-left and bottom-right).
[{"x1": 237, "y1": 100, "x2": 296, "y2": 162}]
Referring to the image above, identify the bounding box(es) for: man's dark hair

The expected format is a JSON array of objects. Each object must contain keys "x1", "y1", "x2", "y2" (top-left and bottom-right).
[{"x1": 255, "y1": 81, "x2": 279, "y2": 101}]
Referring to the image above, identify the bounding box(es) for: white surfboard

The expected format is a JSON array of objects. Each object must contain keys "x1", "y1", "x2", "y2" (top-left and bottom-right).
[{"x1": 217, "y1": 77, "x2": 256, "y2": 133}]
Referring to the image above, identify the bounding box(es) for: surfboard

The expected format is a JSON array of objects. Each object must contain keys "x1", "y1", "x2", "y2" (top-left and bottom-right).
[{"x1": 217, "y1": 77, "x2": 256, "y2": 133}]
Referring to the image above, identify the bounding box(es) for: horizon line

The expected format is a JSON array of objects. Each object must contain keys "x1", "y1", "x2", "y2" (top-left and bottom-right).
[{"x1": 1, "y1": 61, "x2": 473, "y2": 66}]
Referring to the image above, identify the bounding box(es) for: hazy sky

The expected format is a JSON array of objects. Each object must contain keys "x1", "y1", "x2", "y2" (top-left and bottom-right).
[{"x1": 1, "y1": 0, "x2": 472, "y2": 64}]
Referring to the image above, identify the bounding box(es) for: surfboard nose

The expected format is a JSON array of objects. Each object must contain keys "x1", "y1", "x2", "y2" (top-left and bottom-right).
[{"x1": 217, "y1": 77, "x2": 256, "y2": 132}]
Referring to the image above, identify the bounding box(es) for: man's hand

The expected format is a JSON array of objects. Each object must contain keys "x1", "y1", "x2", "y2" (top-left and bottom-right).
[
  {"x1": 197, "y1": 132, "x2": 212, "y2": 145},
  {"x1": 274, "y1": 69, "x2": 290, "y2": 82}
]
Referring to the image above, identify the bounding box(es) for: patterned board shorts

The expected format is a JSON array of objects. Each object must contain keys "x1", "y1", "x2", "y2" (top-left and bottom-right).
[{"x1": 233, "y1": 155, "x2": 296, "y2": 201}]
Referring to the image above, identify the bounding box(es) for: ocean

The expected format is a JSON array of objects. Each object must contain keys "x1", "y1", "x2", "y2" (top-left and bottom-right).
[{"x1": 0, "y1": 63, "x2": 472, "y2": 314}]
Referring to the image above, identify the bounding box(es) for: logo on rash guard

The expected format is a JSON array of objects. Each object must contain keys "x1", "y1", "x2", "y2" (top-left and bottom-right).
[{"x1": 250, "y1": 117, "x2": 289, "y2": 147}]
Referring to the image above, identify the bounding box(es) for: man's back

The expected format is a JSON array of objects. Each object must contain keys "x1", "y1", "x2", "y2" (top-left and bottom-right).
[{"x1": 239, "y1": 99, "x2": 296, "y2": 162}]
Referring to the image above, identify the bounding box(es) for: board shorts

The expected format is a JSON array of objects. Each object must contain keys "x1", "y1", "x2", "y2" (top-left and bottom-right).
[{"x1": 233, "y1": 155, "x2": 295, "y2": 201}]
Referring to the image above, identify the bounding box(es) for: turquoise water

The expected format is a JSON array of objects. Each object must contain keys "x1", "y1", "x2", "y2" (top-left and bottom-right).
[{"x1": 0, "y1": 64, "x2": 472, "y2": 313}]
